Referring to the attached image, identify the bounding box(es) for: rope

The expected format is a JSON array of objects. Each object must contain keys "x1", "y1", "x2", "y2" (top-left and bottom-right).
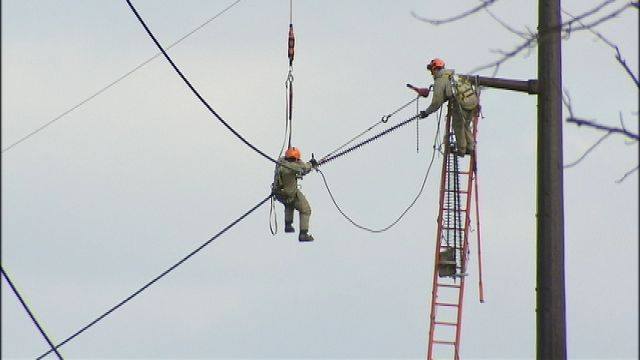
[
  {"x1": 317, "y1": 113, "x2": 442, "y2": 233},
  {"x1": 1, "y1": 267, "x2": 65, "y2": 360},
  {"x1": 125, "y1": 0, "x2": 277, "y2": 165},
  {"x1": 2, "y1": 0, "x2": 243, "y2": 155},
  {"x1": 36, "y1": 194, "x2": 272, "y2": 359}
]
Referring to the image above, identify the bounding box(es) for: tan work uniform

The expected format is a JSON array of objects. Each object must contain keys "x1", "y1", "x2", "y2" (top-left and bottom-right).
[
  {"x1": 272, "y1": 157, "x2": 313, "y2": 231},
  {"x1": 423, "y1": 69, "x2": 475, "y2": 153}
]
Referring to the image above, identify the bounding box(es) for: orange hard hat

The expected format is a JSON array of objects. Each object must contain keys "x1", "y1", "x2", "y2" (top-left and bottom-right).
[
  {"x1": 427, "y1": 58, "x2": 445, "y2": 70},
  {"x1": 285, "y1": 147, "x2": 301, "y2": 160}
]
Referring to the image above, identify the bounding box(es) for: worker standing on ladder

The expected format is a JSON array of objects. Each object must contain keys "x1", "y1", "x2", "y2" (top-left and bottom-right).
[
  {"x1": 413, "y1": 58, "x2": 478, "y2": 157},
  {"x1": 272, "y1": 147, "x2": 318, "y2": 242}
]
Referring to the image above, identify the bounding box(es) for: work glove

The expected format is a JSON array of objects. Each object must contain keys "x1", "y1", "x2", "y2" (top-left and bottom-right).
[
  {"x1": 310, "y1": 158, "x2": 318, "y2": 168},
  {"x1": 419, "y1": 110, "x2": 429, "y2": 119}
]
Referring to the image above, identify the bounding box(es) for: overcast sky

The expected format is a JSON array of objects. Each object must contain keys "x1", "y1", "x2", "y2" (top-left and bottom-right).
[{"x1": 2, "y1": 0, "x2": 638, "y2": 359}]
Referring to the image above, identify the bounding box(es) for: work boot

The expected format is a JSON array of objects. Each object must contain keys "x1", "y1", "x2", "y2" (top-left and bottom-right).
[
  {"x1": 456, "y1": 148, "x2": 466, "y2": 157},
  {"x1": 284, "y1": 223, "x2": 295, "y2": 233},
  {"x1": 298, "y1": 230, "x2": 315, "y2": 242},
  {"x1": 465, "y1": 147, "x2": 474, "y2": 155}
]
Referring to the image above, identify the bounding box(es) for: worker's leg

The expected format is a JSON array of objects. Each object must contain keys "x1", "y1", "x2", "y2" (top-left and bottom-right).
[
  {"x1": 276, "y1": 194, "x2": 296, "y2": 232},
  {"x1": 452, "y1": 108, "x2": 468, "y2": 153},
  {"x1": 294, "y1": 191, "x2": 312, "y2": 231},
  {"x1": 463, "y1": 108, "x2": 474, "y2": 152}
]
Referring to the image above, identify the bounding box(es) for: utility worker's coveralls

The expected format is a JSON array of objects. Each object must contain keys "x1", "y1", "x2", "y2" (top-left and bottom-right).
[
  {"x1": 423, "y1": 69, "x2": 475, "y2": 153},
  {"x1": 272, "y1": 157, "x2": 313, "y2": 232}
]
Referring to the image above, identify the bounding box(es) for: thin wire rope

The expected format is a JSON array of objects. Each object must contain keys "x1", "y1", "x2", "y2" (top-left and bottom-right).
[
  {"x1": 125, "y1": 0, "x2": 277, "y2": 164},
  {"x1": 1, "y1": 268, "x2": 64, "y2": 360},
  {"x1": 321, "y1": 97, "x2": 419, "y2": 161},
  {"x1": 317, "y1": 112, "x2": 442, "y2": 233},
  {"x1": 36, "y1": 194, "x2": 272, "y2": 360},
  {"x1": 1, "y1": 0, "x2": 242, "y2": 154}
]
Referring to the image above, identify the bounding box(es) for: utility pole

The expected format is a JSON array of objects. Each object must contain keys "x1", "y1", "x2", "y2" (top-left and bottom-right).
[
  {"x1": 536, "y1": 0, "x2": 566, "y2": 359},
  {"x1": 458, "y1": 1, "x2": 567, "y2": 358}
]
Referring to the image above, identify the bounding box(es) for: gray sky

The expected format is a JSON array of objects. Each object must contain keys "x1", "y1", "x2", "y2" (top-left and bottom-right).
[{"x1": 2, "y1": 0, "x2": 638, "y2": 358}]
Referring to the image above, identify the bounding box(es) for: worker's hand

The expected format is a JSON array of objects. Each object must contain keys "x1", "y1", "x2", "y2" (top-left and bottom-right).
[
  {"x1": 419, "y1": 110, "x2": 429, "y2": 119},
  {"x1": 310, "y1": 158, "x2": 318, "y2": 168}
]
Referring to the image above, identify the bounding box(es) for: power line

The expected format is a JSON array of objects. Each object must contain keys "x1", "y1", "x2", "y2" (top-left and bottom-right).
[
  {"x1": 1, "y1": 0, "x2": 242, "y2": 154},
  {"x1": 125, "y1": 0, "x2": 278, "y2": 165},
  {"x1": 36, "y1": 194, "x2": 272, "y2": 359},
  {"x1": 1, "y1": 267, "x2": 64, "y2": 360}
]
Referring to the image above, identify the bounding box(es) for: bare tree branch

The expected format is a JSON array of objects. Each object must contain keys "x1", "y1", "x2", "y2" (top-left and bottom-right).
[
  {"x1": 567, "y1": 117, "x2": 640, "y2": 140},
  {"x1": 467, "y1": 0, "x2": 636, "y2": 75},
  {"x1": 483, "y1": 6, "x2": 528, "y2": 39},
  {"x1": 562, "y1": 8, "x2": 639, "y2": 87},
  {"x1": 564, "y1": 132, "x2": 612, "y2": 168},
  {"x1": 411, "y1": 0, "x2": 498, "y2": 25},
  {"x1": 615, "y1": 166, "x2": 639, "y2": 183}
]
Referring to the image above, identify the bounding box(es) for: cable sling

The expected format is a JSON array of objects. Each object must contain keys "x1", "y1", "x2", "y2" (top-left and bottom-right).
[
  {"x1": 1, "y1": 268, "x2": 65, "y2": 360},
  {"x1": 125, "y1": 0, "x2": 277, "y2": 165},
  {"x1": 36, "y1": 194, "x2": 272, "y2": 360}
]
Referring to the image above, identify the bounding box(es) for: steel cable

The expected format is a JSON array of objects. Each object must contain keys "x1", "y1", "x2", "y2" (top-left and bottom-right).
[
  {"x1": 2, "y1": 0, "x2": 242, "y2": 154},
  {"x1": 1, "y1": 268, "x2": 64, "y2": 360},
  {"x1": 125, "y1": 0, "x2": 277, "y2": 165},
  {"x1": 36, "y1": 194, "x2": 272, "y2": 359}
]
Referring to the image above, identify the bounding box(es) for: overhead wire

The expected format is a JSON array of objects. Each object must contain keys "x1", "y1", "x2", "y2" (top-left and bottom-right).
[
  {"x1": 36, "y1": 193, "x2": 272, "y2": 359},
  {"x1": 1, "y1": 267, "x2": 65, "y2": 360},
  {"x1": 316, "y1": 108, "x2": 443, "y2": 233},
  {"x1": 124, "y1": 0, "x2": 278, "y2": 165},
  {"x1": 1, "y1": 0, "x2": 243, "y2": 154}
]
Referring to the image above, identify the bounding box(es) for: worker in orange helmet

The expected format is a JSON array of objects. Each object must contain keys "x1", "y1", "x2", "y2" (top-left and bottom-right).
[
  {"x1": 411, "y1": 58, "x2": 477, "y2": 157},
  {"x1": 271, "y1": 147, "x2": 318, "y2": 242}
]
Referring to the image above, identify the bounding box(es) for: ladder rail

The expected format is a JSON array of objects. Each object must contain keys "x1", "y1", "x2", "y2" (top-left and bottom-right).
[{"x1": 427, "y1": 102, "x2": 483, "y2": 360}]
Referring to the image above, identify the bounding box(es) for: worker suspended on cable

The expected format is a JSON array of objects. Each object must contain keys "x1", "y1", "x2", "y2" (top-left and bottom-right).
[
  {"x1": 411, "y1": 58, "x2": 479, "y2": 157},
  {"x1": 272, "y1": 147, "x2": 318, "y2": 242}
]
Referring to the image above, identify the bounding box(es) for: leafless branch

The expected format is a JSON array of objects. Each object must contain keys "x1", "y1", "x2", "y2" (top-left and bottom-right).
[
  {"x1": 411, "y1": 0, "x2": 498, "y2": 25},
  {"x1": 615, "y1": 166, "x2": 639, "y2": 183},
  {"x1": 483, "y1": 6, "x2": 528, "y2": 39},
  {"x1": 564, "y1": 132, "x2": 612, "y2": 168},
  {"x1": 567, "y1": 117, "x2": 640, "y2": 141},
  {"x1": 467, "y1": 0, "x2": 636, "y2": 75},
  {"x1": 563, "y1": 8, "x2": 639, "y2": 87}
]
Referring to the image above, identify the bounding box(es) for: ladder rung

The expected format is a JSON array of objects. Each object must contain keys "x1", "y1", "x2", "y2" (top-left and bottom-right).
[
  {"x1": 444, "y1": 189, "x2": 468, "y2": 193},
  {"x1": 435, "y1": 302, "x2": 459, "y2": 307},
  {"x1": 436, "y1": 283, "x2": 461, "y2": 288},
  {"x1": 446, "y1": 171, "x2": 470, "y2": 175},
  {"x1": 442, "y1": 227, "x2": 465, "y2": 230},
  {"x1": 443, "y1": 207, "x2": 467, "y2": 211},
  {"x1": 434, "y1": 321, "x2": 458, "y2": 326},
  {"x1": 433, "y1": 340, "x2": 456, "y2": 345}
]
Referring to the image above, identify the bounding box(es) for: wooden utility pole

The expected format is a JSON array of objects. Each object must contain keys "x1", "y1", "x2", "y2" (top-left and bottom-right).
[
  {"x1": 459, "y1": 2, "x2": 567, "y2": 358},
  {"x1": 536, "y1": 0, "x2": 567, "y2": 358}
]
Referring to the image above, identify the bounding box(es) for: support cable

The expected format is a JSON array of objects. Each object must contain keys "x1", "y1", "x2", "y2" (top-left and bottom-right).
[
  {"x1": 322, "y1": 97, "x2": 419, "y2": 162},
  {"x1": 316, "y1": 113, "x2": 442, "y2": 233},
  {"x1": 36, "y1": 194, "x2": 272, "y2": 359},
  {"x1": 125, "y1": 0, "x2": 277, "y2": 164},
  {"x1": 2, "y1": 0, "x2": 242, "y2": 154},
  {"x1": 318, "y1": 113, "x2": 420, "y2": 166},
  {"x1": 1, "y1": 267, "x2": 64, "y2": 360}
]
